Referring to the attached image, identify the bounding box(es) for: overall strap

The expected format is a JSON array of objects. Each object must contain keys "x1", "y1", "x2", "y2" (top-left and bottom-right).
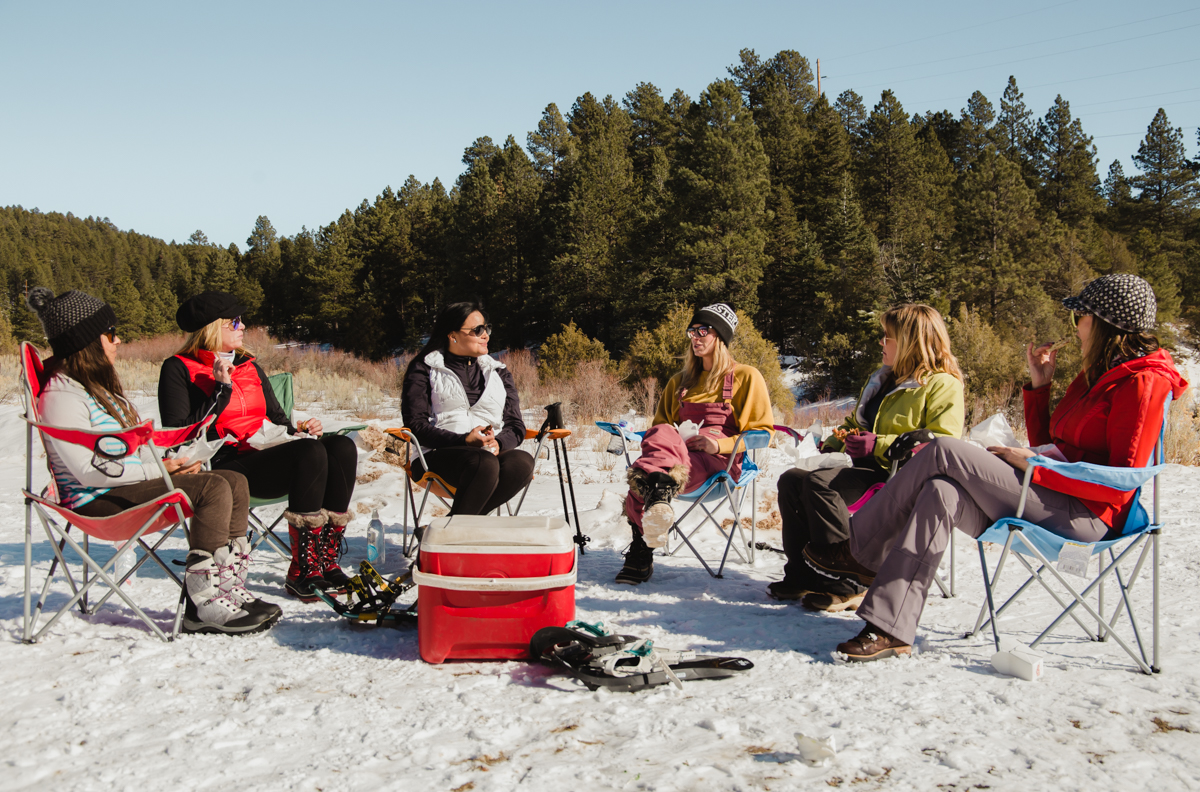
[{"x1": 722, "y1": 368, "x2": 736, "y2": 402}]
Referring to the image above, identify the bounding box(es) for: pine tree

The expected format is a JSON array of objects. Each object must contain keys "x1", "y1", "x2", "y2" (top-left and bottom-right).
[
  {"x1": 954, "y1": 149, "x2": 1054, "y2": 329},
  {"x1": 669, "y1": 79, "x2": 772, "y2": 315},
  {"x1": 994, "y1": 76, "x2": 1037, "y2": 183},
  {"x1": 957, "y1": 91, "x2": 995, "y2": 169},
  {"x1": 1130, "y1": 109, "x2": 1198, "y2": 232},
  {"x1": 1128, "y1": 229, "x2": 1182, "y2": 322},
  {"x1": 527, "y1": 103, "x2": 578, "y2": 183},
  {"x1": 858, "y1": 91, "x2": 923, "y2": 257},
  {"x1": 1035, "y1": 95, "x2": 1101, "y2": 226}
]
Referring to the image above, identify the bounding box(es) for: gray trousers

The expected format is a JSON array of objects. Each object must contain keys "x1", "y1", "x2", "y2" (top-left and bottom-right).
[{"x1": 850, "y1": 437, "x2": 1108, "y2": 645}]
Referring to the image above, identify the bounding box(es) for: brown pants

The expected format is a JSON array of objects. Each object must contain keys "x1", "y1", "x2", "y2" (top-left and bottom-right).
[
  {"x1": 76, "y1": 470, "x2": 250, "y2": 554},
  {"x1": 850, "y1": 437, "x2": 1108, "y2": 645}
]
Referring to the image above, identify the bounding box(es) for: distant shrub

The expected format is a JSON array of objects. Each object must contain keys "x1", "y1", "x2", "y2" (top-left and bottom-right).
[
  {"x1": 538, "y1": 321, "x2": 612, "y2": 382},
  {"x1": 947, "y1": 306, "x2": 1025, "y2": 405},
  {"x1": 622, "y1": 305, "x2": 794, "y2": 415}
]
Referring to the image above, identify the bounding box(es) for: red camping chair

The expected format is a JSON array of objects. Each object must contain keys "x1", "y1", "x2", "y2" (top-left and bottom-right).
[{"x1": 20, "y1": 342, "x2": 212, "y2": 643}]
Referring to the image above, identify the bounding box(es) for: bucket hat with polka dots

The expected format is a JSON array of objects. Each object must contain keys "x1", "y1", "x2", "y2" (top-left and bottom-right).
[{"x1": 1062, "y1": 274, "x2": 1157, "y2": 333}]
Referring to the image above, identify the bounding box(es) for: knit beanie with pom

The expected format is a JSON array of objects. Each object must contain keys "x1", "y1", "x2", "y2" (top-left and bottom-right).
[{"x1": 25, "y1": 287, "x2": 117, "y2": 359}]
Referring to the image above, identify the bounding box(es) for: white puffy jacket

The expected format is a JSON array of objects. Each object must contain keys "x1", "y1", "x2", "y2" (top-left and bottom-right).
[{"x1": 423, "y1": 351, "x2": 507, "y2": 450}]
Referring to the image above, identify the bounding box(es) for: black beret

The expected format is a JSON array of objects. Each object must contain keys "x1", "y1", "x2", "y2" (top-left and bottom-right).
[{"x1": 176, "y1": 291, "x2": 245, "y2": 333}]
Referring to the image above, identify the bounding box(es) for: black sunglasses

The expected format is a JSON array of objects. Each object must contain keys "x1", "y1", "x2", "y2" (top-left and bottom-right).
[
  {"x1": 686, "y1": 325, "x2": 714, "y2": 339},
  {"x1": 460, "y1": 323, "x2": 492, "y2": 338},
  {"x1": 1069, "y1": 311, "x2": 1091, "y2": 328}
]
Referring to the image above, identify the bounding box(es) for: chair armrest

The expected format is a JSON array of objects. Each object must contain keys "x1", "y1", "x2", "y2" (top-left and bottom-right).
[
  {"x1": 772, "y1": 425, "x2": 803, "y2": 446},
  {"x1": 594, "y1": 422, "x2": 643, "y2": 442},
  {"x1": 30, "y1": 418, "x2": 155, "y2": 453},
  {"x1": 1026, "y1": 455, "x2": 1164, "y2": 492},
  {"x1": 153, "y1": 416, "x2": 216, "y2": 448}
]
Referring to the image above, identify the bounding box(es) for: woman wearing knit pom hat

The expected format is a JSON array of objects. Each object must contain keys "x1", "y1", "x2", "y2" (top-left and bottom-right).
[
  {"x1": 158, "y1": 291, "x2": 359, "y2": 602},
  {"x1": 806, "y1": 273, "x2": 1188, "y2": 662},
  {"x1": 615, "y1": 301, "x2": 775, "y2": 585},
  {"x1": 25, "y1": 287, "x2": 281, "y2": 636}
]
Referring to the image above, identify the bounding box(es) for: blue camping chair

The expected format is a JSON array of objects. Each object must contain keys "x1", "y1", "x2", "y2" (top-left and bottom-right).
[
  {"x1": 968, "y1": 395, "x2": 1172, "y2": 674},
  {"x1": 596, "y1": 422, "x2": 772, "y2": 578}
]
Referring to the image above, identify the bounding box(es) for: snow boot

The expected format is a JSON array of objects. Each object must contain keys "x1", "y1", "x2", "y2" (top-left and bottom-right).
[
  {"x1": 318, "y1": 510, "x2": 353, "y2": 595},
  {"x1": 628, "y1": 464, "x2": 686, "y2": 548},
  {"x1": 227, "y1": 537, "x2": 283, "y2": 618},
  {"x1": 183, "y1": 548, "x2": 281, "y2": 635},
  {"x1": 284, "y1": 510, "x2": 331, "y2": 601},
  {"x1": 615, "y1": 530, "x2": 654, "y2": 585}
]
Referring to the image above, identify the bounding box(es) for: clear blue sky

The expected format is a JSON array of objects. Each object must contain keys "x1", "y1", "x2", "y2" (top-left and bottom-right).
[{"x1": 2, "y1": 1, "x2": 1197, "y2": 247}]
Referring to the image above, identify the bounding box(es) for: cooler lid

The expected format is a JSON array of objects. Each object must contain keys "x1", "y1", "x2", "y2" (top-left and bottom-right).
[{"x1": 421, "y1": 515, "x2": 575, "y2": 553}]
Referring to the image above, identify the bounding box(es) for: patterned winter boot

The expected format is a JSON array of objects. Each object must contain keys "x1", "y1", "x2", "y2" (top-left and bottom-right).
[
  {"x1": 628, "y1": 464, "x2": 688, "y2": 548},
  {"x1": 183, "y1": 548, "x2": 280, "y2": 635},
  {"x1": 284, "y1": 510, "x2": 331, "y2": 601},
  {"x1": 227, "y1": 536, "x2": 284, "y2": 618},
  {"x1": 318, "y1": 510, "x2": 353, "y2": 595}
]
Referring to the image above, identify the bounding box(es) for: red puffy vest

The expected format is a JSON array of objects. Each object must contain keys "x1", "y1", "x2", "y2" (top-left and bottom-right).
[{"x1": 175, "y1": 351, "x2": 267, "y2": 448}]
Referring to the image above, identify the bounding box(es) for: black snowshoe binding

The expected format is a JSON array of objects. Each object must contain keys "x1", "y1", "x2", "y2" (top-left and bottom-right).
[
  {"x1": 530, "y1": 621, "x2": 753, "y2": 692},
  {"x1": 313, "y1": 560, "x2": 418, "y2": 627}
]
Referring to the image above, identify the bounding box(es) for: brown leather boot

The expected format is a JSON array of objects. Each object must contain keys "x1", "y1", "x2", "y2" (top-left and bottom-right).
[
  {"x1": 836, "y1": 623, "x2": 911, "y2": 661},
  {"x1": 803, "y1": 540, "x2": 877, "y2": 586}
]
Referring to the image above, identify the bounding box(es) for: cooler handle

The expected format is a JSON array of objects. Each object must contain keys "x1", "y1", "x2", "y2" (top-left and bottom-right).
[{"x1": 411, "y1": 556, "x2": 577, "y2": 592}]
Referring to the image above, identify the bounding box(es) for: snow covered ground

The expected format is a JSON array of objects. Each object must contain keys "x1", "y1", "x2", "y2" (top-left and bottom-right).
[{"x1": 3, "y1": 396, "x2": 1200, "y2": 792}]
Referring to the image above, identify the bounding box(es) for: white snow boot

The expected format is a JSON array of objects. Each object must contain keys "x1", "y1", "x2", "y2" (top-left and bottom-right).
[
  {"x1": 183, "y1": 548, "x2": 281, "y2": 635},
  {"x1": 226, "y1": 537, "x2": 283, "y2": 620}
]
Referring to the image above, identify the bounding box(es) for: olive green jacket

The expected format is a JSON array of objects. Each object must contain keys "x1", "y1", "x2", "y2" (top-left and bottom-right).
[{"x1": 823, "y1": 367, "x2": 965, "y2": 468}]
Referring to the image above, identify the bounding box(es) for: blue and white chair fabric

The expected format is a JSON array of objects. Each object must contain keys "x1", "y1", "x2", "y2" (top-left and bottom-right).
[
  {"x1": 596, "y1": 422, "x2": 772, "y2": 578},
  {"x1": 969, "y1": 395, "x2": 1171, "y2": 674}
]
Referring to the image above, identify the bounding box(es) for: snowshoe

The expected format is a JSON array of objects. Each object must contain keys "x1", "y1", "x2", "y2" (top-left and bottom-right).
[
  {"x1": 530, "y1": 622, "x2": 753, "y2": 692},
  {"x1": 313, "y1": 560, "x2": 418, "y2": 628}
]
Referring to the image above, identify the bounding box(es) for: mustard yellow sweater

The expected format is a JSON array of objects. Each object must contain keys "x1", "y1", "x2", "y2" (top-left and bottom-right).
[{"x1": 653, "y1": 364, "x2": 776, "y2": 455}]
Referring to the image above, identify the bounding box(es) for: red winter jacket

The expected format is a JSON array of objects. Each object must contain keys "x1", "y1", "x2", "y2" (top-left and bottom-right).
[
  {"x1": 1023, "y1": 348, "x2": 1189, "y2": 529},
  {"x1": 168, "y1": 351, "x2": 271, "y2": 451}
]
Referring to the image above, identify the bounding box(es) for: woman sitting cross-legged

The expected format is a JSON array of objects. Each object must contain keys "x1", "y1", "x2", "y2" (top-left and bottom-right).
[
  {"x1": 806, "y1": 274, "x2": 1188, "y2": 662},
  {"x1": 26, "y1": 287, "x2": 281, "y2": 635},
  {"x1": 616, "y1": 302, "x2": 775, "y2": 585},
  {"x1": 400, "y1": 300, "x2": 534, "y2": 520},
  {"x1": 770, "y1": 304, "x2": 964, "y2": 612},
  {"x1": 158, "y1": 292, "x2": 359, "y2": 601}
]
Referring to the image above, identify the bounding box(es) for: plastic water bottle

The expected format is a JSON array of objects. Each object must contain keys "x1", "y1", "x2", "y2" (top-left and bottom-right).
[
  {"x1": 112, "y1": 541, "x2": 136, "y2": 587},
  {"x1": 367, "y1": 510, "x2": 386, "y2": 565},
  {"x1": 606, "y1": 419, "x2": 630, "y2": 455}
]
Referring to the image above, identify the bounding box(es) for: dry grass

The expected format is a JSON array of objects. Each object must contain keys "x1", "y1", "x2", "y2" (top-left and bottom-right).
[
  {"x1": 0, "y1": 355, "x2": 21, "y2": 404},
  {"x1": 1165, "y1": 390, "x2": 1200, "y2": 466}
]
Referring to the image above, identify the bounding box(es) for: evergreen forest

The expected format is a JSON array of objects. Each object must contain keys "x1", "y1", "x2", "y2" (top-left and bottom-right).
[{"x1": 2, "y1": 50, "x2": 1197, "y2": 395}]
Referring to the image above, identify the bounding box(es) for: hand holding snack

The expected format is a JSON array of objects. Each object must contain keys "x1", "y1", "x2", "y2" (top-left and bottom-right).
[{"x1": 843, "y1": 431, "x2": 877, "y2": 459}]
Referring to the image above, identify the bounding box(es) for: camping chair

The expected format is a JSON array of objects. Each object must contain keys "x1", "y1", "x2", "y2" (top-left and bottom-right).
[
  {"x1": 967, "y1": 394, "x2": 1172, "y2": 674},
  {"x1": 383, "y1": 425, "x2": 568, "y2": 557},
  {"x1": 596, "y1": 422, "x2": 771, "y2": 578},
  {"x1": 245, "y1": 371, "x2": 367, "y2": 560},
  {"x1": 20, "y1": 342, "x2": 210, "y2": 643}
]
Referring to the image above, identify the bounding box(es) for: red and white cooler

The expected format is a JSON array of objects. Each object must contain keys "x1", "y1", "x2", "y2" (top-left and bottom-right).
[{"x1": 413, "y1": 515, "x2": 577, "y2": 663}]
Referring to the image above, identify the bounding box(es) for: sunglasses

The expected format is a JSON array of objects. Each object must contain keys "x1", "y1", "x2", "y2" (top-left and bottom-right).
[
  {"x1": 102, "y1": 325, "x2": 118, "y2": 342},
  {"x1": 460, "y1": 323, "x2": 492, "y2": 338},
  {"x1": 1068, "y1": 311, "x2": 1090, "y2": 328},
  {"x1": 686, "y1": 325, "x2": 714, "y2": 339},
  {"x1": 224, "y1": 316, "x2": 245, "y2": 330}
]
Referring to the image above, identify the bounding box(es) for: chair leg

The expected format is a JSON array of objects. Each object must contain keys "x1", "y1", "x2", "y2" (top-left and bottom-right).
[{"x1": 1152, "y1": 531, "x2": 1161, "y2": 673}]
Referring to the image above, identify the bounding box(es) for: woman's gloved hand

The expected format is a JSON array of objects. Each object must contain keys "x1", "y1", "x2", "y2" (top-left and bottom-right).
[
  {"x1": 842, "y1": 431, "x2": 877, "y2": 459},
  {"x1": 885, "y1": 429, "x2": 938, "y2": 464}
]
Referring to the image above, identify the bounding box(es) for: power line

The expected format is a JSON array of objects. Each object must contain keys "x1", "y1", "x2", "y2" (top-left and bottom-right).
[
  {"x1": 1076, "y1": 86, "x2": 1200, "y2": 109},
  {"x1": 843, "y1": 22, "x2": 1200, "y2": 91},
  {"x1": 1085, "y1": 98, "x2": 1200, "y2": 117},
  {"x1": 1027, "y1": 57, "x2": 1200, "y2": 90},
  {"x1": 831, "y1": 9, "x2": 1200, "y2": 81},
  {"x1": 829, "y1": 0, "x2": 1084, "y2": 61}
]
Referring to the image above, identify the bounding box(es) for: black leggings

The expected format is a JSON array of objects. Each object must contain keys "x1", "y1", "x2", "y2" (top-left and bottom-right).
[
  {"x1": 216, "y1": 434, "x2": 358, "y2": 514},
  {"x1": 778, "y1": 462, "x2": 888, "y2": 581},
  {"x1": 414, "y1": 446, "x2": 535, "y2": 516}
]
